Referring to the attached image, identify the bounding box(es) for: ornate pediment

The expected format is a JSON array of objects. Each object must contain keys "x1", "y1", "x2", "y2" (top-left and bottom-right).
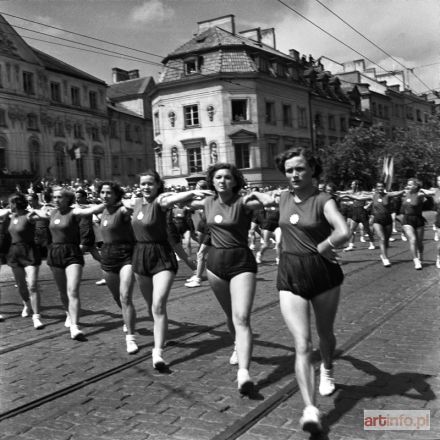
[{"x1": 228, "y1": 129, "x2": 257, "y2": 141}]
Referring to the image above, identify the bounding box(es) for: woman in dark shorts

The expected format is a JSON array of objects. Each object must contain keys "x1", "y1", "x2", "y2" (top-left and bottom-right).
[
  {"x1": 97, "y1": 181, "x2": 138, "y2": 354},
  {"x1": 190, "y1": 163, "x2": 267, "y2": 395},
  {"x1": 255, "y1": 196, "x2": 280, "y2": 264},
  {"x1": 129, "y1": 170, "x2": 210, "y2": 370},
  {"x1": 401, "y1": 178, "x2": 428, "y2": 269},
  {"x1": 35, "y1": 187, "x2": 104, "y2": 340},
  {"x1": 249, "y1": 148, "x2": 349, "y2": 433},
  {"x1": 2, "y1": 193, "x2": 44, "y2": 329}
]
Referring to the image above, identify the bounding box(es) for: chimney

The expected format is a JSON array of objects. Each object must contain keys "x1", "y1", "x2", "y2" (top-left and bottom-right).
[
  {"x1": 289, "y1": 49, "x2": 300, "y2": 62},
  {"x1": 239, "y1": 28, "x2": 261, "y2": 43},
  {"x1": 197, "y1": 14, "x2": 235, "y2": 34},
  {"x1": 260, "y1": 28, "x2": 276, "y2": 49},
  {"x1": 128, "y1": 69, "x2": 140, "y2": 79},
  {"x1": 112, "y1": 68, "x2": 129, "y2": 83}
]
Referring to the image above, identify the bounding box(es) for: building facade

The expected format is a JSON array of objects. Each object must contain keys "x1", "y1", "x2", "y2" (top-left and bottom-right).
[
  {"x1": 152, "y1": 15, "x2": 351, "y2": 188},
  {"x1": 0, "y1": 14, "x2": 110, "y2": 192}
]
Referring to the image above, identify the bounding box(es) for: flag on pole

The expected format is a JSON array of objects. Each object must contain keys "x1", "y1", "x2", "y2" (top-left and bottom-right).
[{"x1": 382, "y1": 155, "x2": 394, "y2": 191}]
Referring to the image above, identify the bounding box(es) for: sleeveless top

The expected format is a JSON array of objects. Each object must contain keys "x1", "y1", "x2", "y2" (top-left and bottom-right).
[
  {"x1": 131, "y1": 198, "x2": 168, "y2": 243},
  {"x1": 372, "y1": 193, "x2": 391, "y2": 218},
  {"x1": 100, "y1": 206, "x2": 135, "y2": 245},
  {"x1": 401, "y1": 193, "x2": 423, "y2": 217},
  {"x1": 8, "y1": 214, "x2": 35, "y2": 244},
  {"x1": 278, "y1": 189, "x2": 332, "y2": 255},
  {"x1": 205, "y1": 195, "x2": 251, "y2": 248},
  {"x1": 49, "y1": 209, "x2": 81, "y2": 245}
]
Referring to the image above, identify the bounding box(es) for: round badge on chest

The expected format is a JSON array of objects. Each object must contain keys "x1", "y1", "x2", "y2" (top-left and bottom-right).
[
  {"x1": 137, "y1": 212, "x2": 144, "y2": 220},
  {"x1": 13, "y1": 218, "x2": 18, "y2": 225},
  {"x1": 378, "y1": 198, "x2": 383, "y2": 203},
  {"x1": 406, "y1": 198, "x2": 411, "y2": 203},
  {"x1": 54, "y1": 218, "x2": 61, "y2": 225},
  {"x1": 289, "y1": 213, "x2": 300, "y2": 225},
  {"x1": 214, "y1": 214, "x2": 223, "y2": 224},
  {"x1": 103, "y1": 219, "x2": 108, "y2": 227}
]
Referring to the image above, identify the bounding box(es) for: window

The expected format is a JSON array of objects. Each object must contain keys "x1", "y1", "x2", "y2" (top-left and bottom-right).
[
  {"x1": 298, "y1": 106, "x2": 308, "y2": 128},
  {"x1": 110, "y1": 120, "x2": 118, "y2": 139},
  {"x1": 184, "y1": 105, "x2": 199, "y2": 128},
  {"x1": 425, "y1": 114, "x2": 429, "y2": 123},
  {"x1": 29, "y1": 140, "x2": 40, "y2": 174},
  {"x1": 94, "y1": 156, "x2": 102, "y2": 178},
  {"x1": 89, "y1": 91, "x2": 98, "y2": 109},
  {"x1": 112, "y1": 155, "x2": 120, "y2": 175},
  {"x1": 0, "y1": 137, "x2": 7, "y2": 169},
  {"x1": 134, "y1": 126, "x2": 141, "y2": 143},
  {"x1": 314, "y1": 113, "x2": 322, "y2": 128},
  {"x1": 50, "y1": 82, "x2": 61, "y2": 102},
  {"x1": 91, "y1": 127, "x2": 100, "y2": 141},
  {"x1": 234, "y1": 143, "x2": 250, "y2": 169},
  {"x1": 378, "y1": 104, "x2": 383, "y2": 117},
  {"x1": 187, "y1": 147, "x2": 202, "y2": 173},
  {"x1": 340, "y1": 117, "x2": 347, "y2": 132},
  {"x1": 384, "y1": 106, "x2": 389, "y2": 119},
  {"x1": 268, "y1": 142, "x2": 277, "y2": 160},
  {"x1": 23, "y1": 71, "x2": 35, "y2": 95},
  {"x1": 265, "y1": 102, "x2": 276, "y2": 124},
  {"x1": 137, "y1": 158, "x2": 143, "y2": 173},
  {"x1": 125, "y1": 123, "x2": 132, "y2": 141},
  {"x1": 127, "y1": 158, "x2": 135, "y2": 176},
  {"x1": 406, "y1": 106, "x2": 413, "y2": 120},
  {"x1": 27, "y1": 114, "x2": 39, "y2": 131},
  {"x1": 372, "y1": 102, "x2": 377, "y2": 116},
  {"x1": 73, "y1": 123, "x2": 83, "y2": 139},
  {"x1": 282, "y1": 105, "x2": 292, "y2": 127},
  {"x1": 154, "y1": 112, "x2": 160, "y2": 135},
  {"x1": 71, "y1": 87, "x2": 81, "y2": 106},
  {"x1": 76, "y1": 158, "x2": 84, "y2": 180},
  {"x1": 416, "y1": 109, "x2": 422, "y2": 122},
  {"x1": 328, "y1": 115, "x2": 336, "y2": 131},
  {"x1": 0, "y1": 109, "x2": 6, "y2": 127},
  {"x1": 184, "y1": 56, "x2": 203, "y2": 75},
  {"x1": 54, "y1": 147, "x2": 66, "y2": 181},
  {"x1": 54, "y1": 120, "x2": 64, "y2": 137},
  {"x1": 231, "y1": 99, "x2": 248, "y2": 122}
]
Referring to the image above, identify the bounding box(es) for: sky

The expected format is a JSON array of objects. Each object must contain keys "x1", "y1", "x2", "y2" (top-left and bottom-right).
[{"x1": 0, "y1": 0, "x2": 438, "y2": 94}]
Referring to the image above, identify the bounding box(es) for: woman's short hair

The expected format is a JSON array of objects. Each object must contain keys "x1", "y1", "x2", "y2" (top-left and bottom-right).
[
  {"x1": 9, "y1": 192, "x2": 28, "y2": 210},
  {"x1": 275, "y1": 148, "x2": 322, "y2": 178},
  {"x1": 97, "y1": 181, "x2": 124, "y2": 202},
  {"x1": 206, "y1": 162, "x2": 246, "y2": 194},
  {"x1": 53, "y1": 186, "x2": 75, "y2": 205},
  {"x1": 139, "y1": 169, "x2": 165, "y2": 195}
]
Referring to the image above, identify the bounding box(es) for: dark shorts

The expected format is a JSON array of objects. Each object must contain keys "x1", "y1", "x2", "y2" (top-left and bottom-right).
[
  {"x1": 206, "y1": 246, "x2": 257, "y2": 281},
  {"x1": 276, "y1": 252, "x2": 344, "y2": 300},
  {"x1": 260, "y1": 220, "x2": 279, "y2": 232},
  {"x1": 7, "y1": 243, "x2": 42, "y2": 268},
  {"x1": 402, "y1": 214, "x2": 426, "y2": 229},
  {"x1": 132, "y1": 242, "x2": 178, "y2": 277},
  {"x1": 47, "y1": 243, "x2": 84, "y2": 268},
  {"x1": 340, "y1": 203, "x2": 353, "y2": 219},
  {"x1": 373, "y1": 214, "x2": 392, "y2": 227},
  {"x1": 101, "y1": 243, "x2": 134, "y2": 273},
  {"x1": 351, "y1": 206, "x2": 369, "y2": 224}
]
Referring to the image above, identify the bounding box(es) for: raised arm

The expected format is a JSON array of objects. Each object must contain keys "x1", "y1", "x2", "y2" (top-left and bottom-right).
[
  {"x1": 242, "y1": 191, "x2": 277, "y2": 210},
  {"x1": 72, "y1": 203, "x2": 105, "y2": 217},
  {"x1": 157, "y1": 190, "x2": 213, "y2": 210}
]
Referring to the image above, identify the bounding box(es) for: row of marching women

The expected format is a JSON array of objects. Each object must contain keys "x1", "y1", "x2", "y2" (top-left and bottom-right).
[{"x1": 1, "y1": 152, "x2": 440, "y2": 435}]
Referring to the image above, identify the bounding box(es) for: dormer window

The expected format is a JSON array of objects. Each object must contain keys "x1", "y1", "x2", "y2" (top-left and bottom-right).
[{"x1": 184, "y1": 56, "x2": 203, "y2": 75}]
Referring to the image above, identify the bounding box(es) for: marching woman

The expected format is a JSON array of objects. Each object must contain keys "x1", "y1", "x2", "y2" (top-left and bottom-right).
[
  {"x1": 97, "y1": 181, "x2": 138, "y2": 354},
  {"x1": 189, "y1": 163, "x2": 268, "y2": 394},
  {"x1": 250, "y1": 148, "x2": 350, "y2": 433},
  {"x1": 130, "y1": 170, "x2": 210, "y2": 370},
  {"x1": 34, "y1": 187, "x2": 104, "y2": 340},
  {"x1": 255, "y1": 194, "x2": 280, "y2": 264},
  {"x1": 400, "y1": 178, "x2": 427, "y2": 270},
  {"x1": 1, "y1": 193, "x2": 44, "y2": 329}
]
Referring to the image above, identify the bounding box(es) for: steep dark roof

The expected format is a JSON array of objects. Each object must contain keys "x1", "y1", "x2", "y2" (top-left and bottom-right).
[
  {"x1": 32, "y1": 47, "x2": 106, "y2": 85},
  {"x1": 107, "y1": 102, "x2": 144, "y2": 119},
  {"x1": 165, "y1": 26, "x2": 294, "y2": 63},
  {"x1": 107, "y1": 77, "x2": 154, "y2": 100}
]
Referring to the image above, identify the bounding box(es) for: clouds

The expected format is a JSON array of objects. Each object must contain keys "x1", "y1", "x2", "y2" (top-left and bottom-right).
[{"x1": 130, "y1": 0, "x2": 174, "y2": 23}]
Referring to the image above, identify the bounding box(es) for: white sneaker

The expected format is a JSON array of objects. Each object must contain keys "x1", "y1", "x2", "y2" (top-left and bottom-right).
[
  {"x1": 122, "y1": 324, "x2": 128, "y2": 333},
  {"x1": 436, "y1": 257, "x2": 440, "y2": 269},
  {"x1": 300, "y1": 405, "x2": 322, "y2": 434},
  {"x1": 413, "y1": 258, "x2": 422, "y2": 270},
  {"x1": 152, "y1": 348, "x2": 167, "y2": 371},
  {"x1": 343, "y1": 243, "x2": 354, "y2": 251},
  {"x1": 255, "y1": 251, "x2": 262, "y2": 264},
  {"x1": 380, "y1": 255, "x2": 391, "y2": 267},
  {"x1": 186, "y1": 273, "x2": 197, "y2": 282},
  {"x1": 319, "y1": 363, "x2": 336, "y2": 396},
  {"x1": 184, "y1": 277, "x2": 201, "y2": 288},
  {"x1": 435, "y1": 234, "x2": 439, "y2": 242},
  {"x1": 229, "y1": 344, "x2": 238, "y2": 365},
  {"x1": 32, "y1": 314, "x2": 45, "y2": 330},
  {"x1": 401, "y1": 233, "x2": 407, "y2": 241},
  {"x1": 0, "y1": 314, "x2": 4, "y2": 321},
  {"x1": 237, "y1": 368, "x2": 254, "y2": 395},
  {"x1": 389, "y1": 237, "x2": 396, "y2": 242},
  {"x1": 360, "y1": 236, "x2": 366, "y2": 243},
  {"x1": 64, "y1": 314, "x2": 71, "y2": 328},
  {"x1": 96, "y1": 279, "x2": 106, "y2": 286},
  {"x1": 70, "y1": 325, "x2": 86, "y2": 341},
  {"x1": 21, "y1": 304, "x2": 31, "y2": 318},
  {"x1": 368, "y1": 243, "x2": 375, "y2": 250},
  {"x1": 275, "y1": 257, "x2": 280, "y2": 265},
  {"x1": 126, "y1": 335, "x2": 139, "y2": 354}
]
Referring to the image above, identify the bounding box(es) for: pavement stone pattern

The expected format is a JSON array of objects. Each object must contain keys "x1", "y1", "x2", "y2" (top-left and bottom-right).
[{"x1": 0, "y1": 224, "x2": 439, "y2": 440}]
